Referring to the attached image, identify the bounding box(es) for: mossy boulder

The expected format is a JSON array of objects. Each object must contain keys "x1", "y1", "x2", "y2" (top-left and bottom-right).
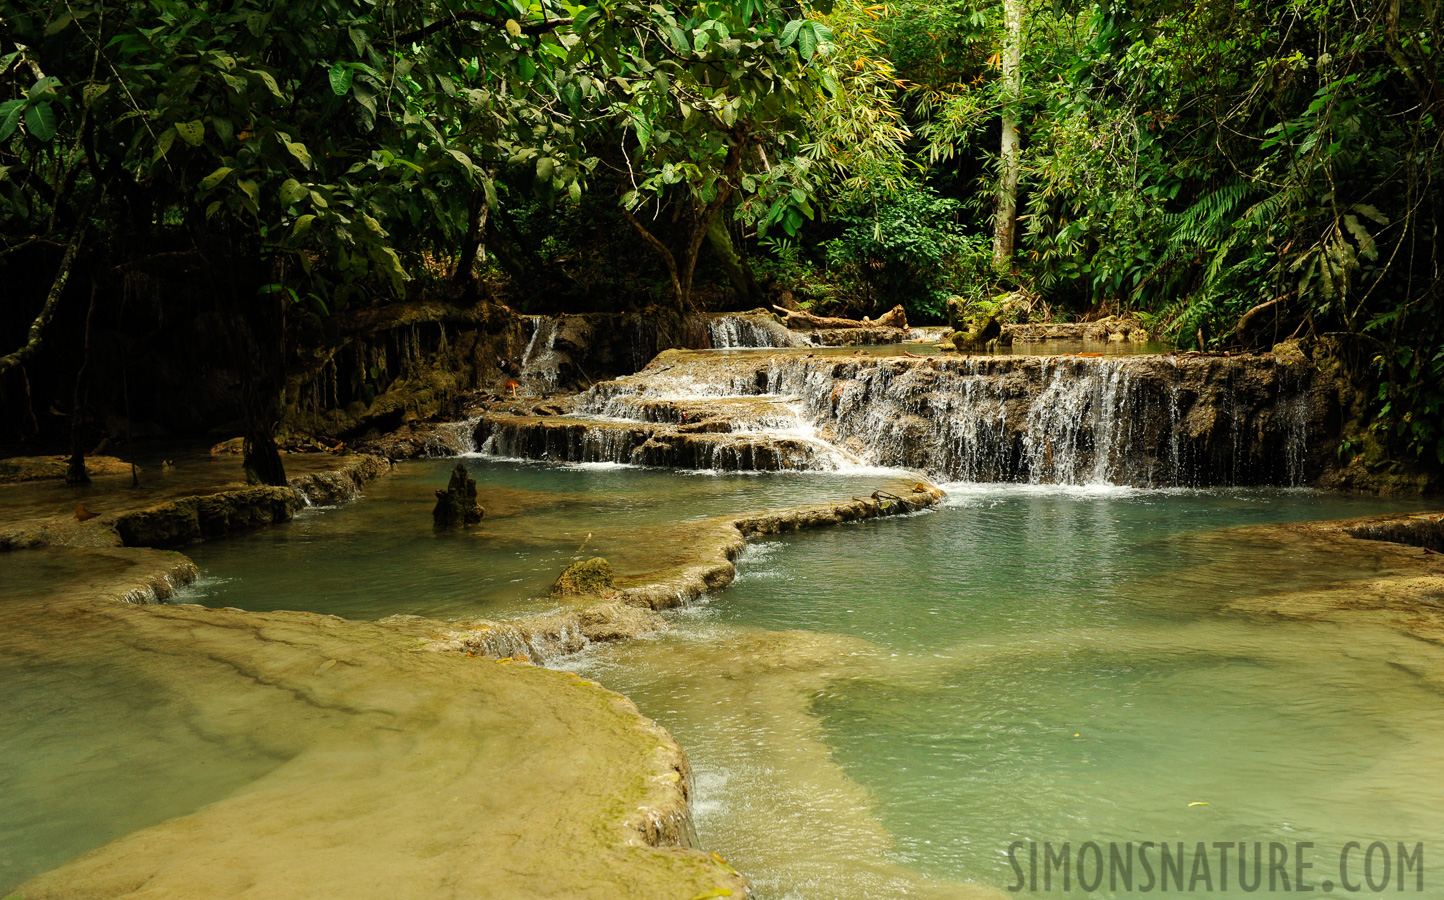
[
  {"x1": 433, "y1": 463, "x2": 484, "y2": 528},
  {"x1": 552, "y1": 557, "x2": 615, "y2": 597},
  {"x1": 951, "y1": 315, "x2": 1002, "y2": 351}
]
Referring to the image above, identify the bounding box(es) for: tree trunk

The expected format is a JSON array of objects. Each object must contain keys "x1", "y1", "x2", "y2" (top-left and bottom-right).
[
  {"x1": 624, "y1": 143, "x2": 744, "y2": 312},
  {"x1": 65, "y1": 279, "x2": 101, "y2": 485},
  {"x1": 993, "y1": 0, "x2": 1024, "y2": 271},
  {"x1": 242, "y1": 380, "x2": 288, "y2": 487},
  {"x1": 0, "y1": 209, "x2": 90, "y2": 377},
  {"x1": 453, "y1": 189, "x2": 490, "y2": 286},
  {"x1": 706, "y1": 213, "x2": 762, "y2": 306},
  {"x1": 622, "y1": 208, "x2": 686, "y2": 310}
]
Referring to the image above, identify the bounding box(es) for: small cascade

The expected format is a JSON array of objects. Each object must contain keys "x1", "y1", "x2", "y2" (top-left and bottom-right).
[
  {"x1": 706, "y1": 314, "x2": 800, "y2": 349},
  {"x1": 518, "y1": 316, "x2": 563, "y2": 392}
]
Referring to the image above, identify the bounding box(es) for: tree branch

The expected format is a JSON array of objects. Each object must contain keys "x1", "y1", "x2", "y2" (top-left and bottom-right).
[
  {"x1": 0, "y1": 207, "x2": 93, "y2": 377},
  {"x1": 621, "y1": 207, "x2": 683, "y2": 308},
  {"x1": 394, "y1": 11, "x2": 573, "y2": 45}
]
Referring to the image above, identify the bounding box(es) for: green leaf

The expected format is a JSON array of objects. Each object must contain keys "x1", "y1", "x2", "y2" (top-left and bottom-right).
[
  {"x1": 280, "y1": 178, "x2": 308, "y2": 204},
  {"x1": 25, "y1": 101, "x2": 56, "y2": 142},
  {"x1": 176, "y1": 119, "x2": 205, "y2": 147},
  {"x1": 237, "y1": 179, "x2": 259, "y2": 201},
  {"x1": 284, "y1": 140, "x2": 313, "y2": 168},
  {"x1": 309, "y1": 190, "x2": 328, "y2": 208},
  {"x1": 446, "y1": 148, "x2": 476, "y2": 180},
  {"x1": 82, "y1": 83, "x2": 110, "y2": 106},
  {"x1": 797, "y1": 24, "x2": 817, "y2": 60},
  {"x1": 153, "y1": 126, "x2": 177, "y2": 161},
  {"x1": 779, "y1": 19, "x2": 804, "y2": 48},
  {"x1": 568, "y1": 180, "x2": 582, "y2": 202},
  {"x1": 45, "y1": 12, "x2": 73, "y2": 34},
  {"x1": 329, "y1": 63, "x2": 353, "y2": 96},
  {"x1": 505, "y1": 19, "x2": 522, "y2": 38},
  {"x1": 200, "y1": 166, "x2": 234, "y2": 190},
  {"x1": 205, "y1": 200, "x2": 223, "y2": 218},
  {"x1": 292, "y1": 214, "x2": 317, "y2": 236},
  {"x1": 1343, "y1": 215, "x2": 1377, "y2": 262},
  {"x1": 536, "y1": 157, "x2": 555, "y2": 180},
  {"x1": 0, "y1": 100, "x2": 24, "y2": 141},
  {"x1": 250, "y1": 69, "x2": 285, "y2": 100},
  {"x1": 28, "y1": 77, "x2": 61, "y2": 101},
  {"x1": 666, "y1": 25, "x2": 690, "y2": 52}
]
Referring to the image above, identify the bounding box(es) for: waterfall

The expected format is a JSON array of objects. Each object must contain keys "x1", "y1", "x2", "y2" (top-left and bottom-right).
[
  {"x1": 475, "y1": 351, "x2": 1319, "y2": 486},
  {"x1": 519, "y1": 316, "x2": 563, "y2": 392},
  {"x1": 706, "y1": 314, "x2": 800, "y2": 349}
]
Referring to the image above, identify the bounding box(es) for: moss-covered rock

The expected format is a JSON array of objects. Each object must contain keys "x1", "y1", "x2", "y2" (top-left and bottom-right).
[
  {"x1": 552, "y1": 557, "x2": 615, "y2": 596},
  {"x1": 951, "y1": 315, "x2": 1001, "y2": 351}
]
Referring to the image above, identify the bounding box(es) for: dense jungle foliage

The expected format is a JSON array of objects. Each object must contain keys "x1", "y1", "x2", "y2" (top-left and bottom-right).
[{"x1": 0, "y1": 0, "x2": 1440, "y2": 470}]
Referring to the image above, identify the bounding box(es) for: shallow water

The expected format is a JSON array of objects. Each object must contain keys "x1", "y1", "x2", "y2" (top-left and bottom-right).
[
  {"x1": 0, "y1": 654, "x2": 286, "y2": 890},
  {"x1": 579, "y1": 485, "x2": 1443, "y2": 899},
  {"x1": 182, "y1": 457, "x2": 909, "y2": 620},
  {"x1": 8, "y1": 461, "x2": 1441, "y2": 898}
]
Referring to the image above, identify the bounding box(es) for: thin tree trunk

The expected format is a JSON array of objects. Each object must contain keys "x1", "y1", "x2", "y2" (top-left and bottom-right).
[
  {"x1": 993, "y1": 0, "x2": 1024, "y2": 271},
  {"x1": 0, "y1": 210, "x2": 90, "y2": 377},
  {"x1": 66, "y1": 278, "x2": 101, "y2": 485},
  {"x1": 622, "y1": 208, "x2": 685, "y2": 309},
  {"x1": 624, "y1": 143, "x2": 744, "y2": 311}
]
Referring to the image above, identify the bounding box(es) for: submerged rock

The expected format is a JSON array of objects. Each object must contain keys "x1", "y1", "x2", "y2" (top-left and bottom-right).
[
  {"x1": 0, "y1": 455, "x2": 135, "y2": 483},
  {"x1": 113, "y1": 487, "x2": 301, "y2": 547},
  {"x1": 552, "y1": 557, "x2": 615, "y2": 596},
  {"x1": 433, "y1": 463, "x2": 484, "y2": 528}
]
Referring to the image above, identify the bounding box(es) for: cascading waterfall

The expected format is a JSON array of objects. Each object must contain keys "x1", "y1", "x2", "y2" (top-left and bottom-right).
[
  {"x1": 477, "y1": 351, "x2": 1321, "y2": 486},
  {"x1": 706, "y1": 315, "x2": 800, "y2": 349},
  {"x1": 519, "y1": 316, "x2": 563, "y2": 392}
]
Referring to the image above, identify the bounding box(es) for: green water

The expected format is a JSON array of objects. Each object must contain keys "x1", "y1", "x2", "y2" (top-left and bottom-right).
[
  {"x1": 8, "y1": 462, "x2": 1442, "y2": 898},
  {"x1": 0, "y1": 641, "x2": 289, "y2": 891},
  {"x1": 579, "y1": 485, "x2": 1444, "y2": 899},
  {"x1": 183, "y1": 457, "x2": 904, "y2": 621}
]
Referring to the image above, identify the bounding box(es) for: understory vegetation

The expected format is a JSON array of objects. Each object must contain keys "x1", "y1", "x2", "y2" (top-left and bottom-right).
[{"x1": 1, "y1": 0, "x2": 1440, "y2": 468}]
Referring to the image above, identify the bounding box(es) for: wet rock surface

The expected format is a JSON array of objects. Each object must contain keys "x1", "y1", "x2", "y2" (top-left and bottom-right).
[
  {"x1": 1004, "y1": 315, "x2": 1152, "y2": 344},
  {"x1": 1, "y1": 552, "x2": 746, "y2": 900},
  {"x1": 432, "y1": 463, "x2": 484, "y2": 528},
  {"x1": 426, "y1": 481, "x2": 943, "y2": 660}
]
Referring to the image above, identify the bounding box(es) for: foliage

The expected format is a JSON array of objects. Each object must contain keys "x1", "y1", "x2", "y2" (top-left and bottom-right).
[
  {"x1": 2, "y1": 0, "x2": 1442, "y2": 470},
  {"x1": 823, "y1": 184, "x2": 976, "y2": 320}
]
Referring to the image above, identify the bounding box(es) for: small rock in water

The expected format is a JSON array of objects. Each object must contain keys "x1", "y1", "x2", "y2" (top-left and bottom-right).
[
  {"x1": 433, "y1": 463, "x2": 484, "y2": 528},
  {"x1": 551, "y1": 557, "x2": 615, "y2": 597}
]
